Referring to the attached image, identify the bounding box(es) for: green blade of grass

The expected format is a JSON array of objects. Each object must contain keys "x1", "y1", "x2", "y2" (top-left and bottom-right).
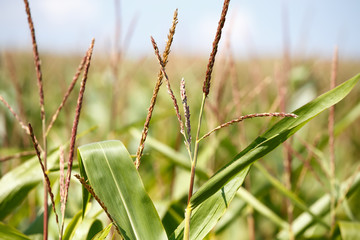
[
  {"x1": 78, "y1": 140, "x2": 167, "y2": 240},
  {"x1": 63, "y1": 210, "x2": 82, "y2": 240},
  {"x1": 0, "y1": 222, "x2": 31, "y2": 240},
  {"x1": 0, "y1": 127, "x2": 96, "y2": 220},
  {"x1": 91, "y1": 223, "x2": 113, "y2": 240},
  {"x1": 339, "y1": 221, "x2": 360, "y2": 240},
  {"x1": 0, "y1": 148, "x2": 59, "y2": 220},
  {"x1": 170, "y1": 167, "x2": 250, "y2": 240},
  {"x1": 170, "y1": 73, "x2": 360, "y2": 239},
  {"x1": 334, "y1": 101, "x2": 360, "y2": 136},
  {"x1": 72, "y1": 218, "x2": 103, "y2": 240},
  {"x1": 190, "y1": 73, "x2": 360, "y2": 208}
]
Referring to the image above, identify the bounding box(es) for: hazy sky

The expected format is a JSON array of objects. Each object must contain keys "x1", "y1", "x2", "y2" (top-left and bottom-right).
[{"x1": 0, "y1": 0, "x2": 359, "y2": 59}]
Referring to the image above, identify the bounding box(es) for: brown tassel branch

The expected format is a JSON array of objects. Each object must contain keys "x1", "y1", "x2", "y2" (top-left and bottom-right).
[
  {"x1": 150, "y1": 37, "x2": 186, "y2": 141},
  {"x1": 74, "y1": 174, "x2": 121, "y2": 235},
  {"x1": 203, "y1": 0, "x2": 231, "y2": 97},
  {"x1": 199, "y1": 112, "x2": 298, "y2": 141},
  {"x1": 28, "y1": 123, "x2": 59, "y2": 227},
  {"x1": 135, "y1": 9, "x2": 178, "y2": 169},
  {"x1": 60, "y1": 39, "x2": 95, "y2": 238}
]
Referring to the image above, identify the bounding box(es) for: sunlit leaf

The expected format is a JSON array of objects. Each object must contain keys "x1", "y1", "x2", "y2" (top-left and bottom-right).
[
  {"x1": 339, "y1": 221, "x2": 360, "y2": 240},
  {"x1": 91, "y1": 223, "x2": 113, "y2": 240},
  {"x1": 0, "y1": 149, "x2": 59, "y2": 220},
  {"x1": 0, "y1": 221, "x2": 30, "y2": 240},
  {"x1": 171, "y1": 73, "x2": 360, "y2": 239},
  {"x1": 78, "y1": 140, "x2": 167, "y2": 240}
]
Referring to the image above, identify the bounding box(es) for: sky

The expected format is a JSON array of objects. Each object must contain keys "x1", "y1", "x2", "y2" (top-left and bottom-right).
[{"x1": 0, "y1": 0, "x2": 359, "y2": 59}]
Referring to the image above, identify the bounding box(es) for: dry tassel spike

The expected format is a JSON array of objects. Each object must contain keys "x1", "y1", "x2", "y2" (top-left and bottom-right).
[
  {"x1": 28, "y1": 123, "x2": 59, "y2": 228},
  {"x1": 199, "y1": 112, "x2": 298, "y2": 141},
  {"x1": 203, "y1": 0, "x2": 231, "y2": 97},
  {"x1": 180, "y1": 78, "x2": 192, "y2": 147},
  {"x1": 150, "y1": 36, "x2": 186, "y2": 140},
  {"x1": 135, "y1": 9, "x2": 178, "y2": 169},
  {"x1": 60, "y1": 38, "x2": 95, "y2": 238}
]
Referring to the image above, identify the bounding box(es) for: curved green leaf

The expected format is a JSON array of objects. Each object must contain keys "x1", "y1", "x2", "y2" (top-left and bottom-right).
[
  {"x1": 339, "y1": 221, "x2": 360, "y2": 240},
  {"x1": 91, "y1": 223, "x2": 112, "y2": 240},
  {"x1": 191, "y1": 73, "x2": 360, "y2": 208},
  {"x1": 0, "y1": 221, "x2": 30, "y2": 240},
  {"x1": 73, "y1": 218, "x2": 103, "y2": 240},
  {"x1": 0, "y1": 149, "x2": 59, "y2": 220},
  {"x1": 78, "y1": 140, "x2": 167, "y2": 240},
  {"x1": 63, "y1": 210, "x2": 82, "y2": 240},
  {"x1": 171, "y1": 73, "x2": 360, "y2": 239}
]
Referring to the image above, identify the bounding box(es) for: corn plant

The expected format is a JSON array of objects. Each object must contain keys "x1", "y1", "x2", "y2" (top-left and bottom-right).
[{"x1": 1, "y1": 0, "x2": 360, "y2": 239}]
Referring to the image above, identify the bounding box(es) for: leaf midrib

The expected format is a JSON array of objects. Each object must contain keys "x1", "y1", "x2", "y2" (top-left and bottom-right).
[{"x1": 98, "y1": 142, "x2": 140, "y2": 239}]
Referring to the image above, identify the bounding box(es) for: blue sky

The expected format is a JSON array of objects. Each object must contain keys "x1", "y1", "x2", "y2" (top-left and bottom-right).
[{"x1": 0, "y1": 0, "x2": 359, "y2": 59}]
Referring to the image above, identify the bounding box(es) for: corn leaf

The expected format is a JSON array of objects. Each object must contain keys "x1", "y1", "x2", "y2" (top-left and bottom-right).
[
  {"x1": 0, "y1": 149, "x2": 59, "y2": 220},
  {"x1": 78, "y1": 140, "x2": 167, "y2": 240},
  {"x1": 63, "y1": 210, "x2": 82, "y2": 240},
  {"x1": 91, "y1": 223, "x2": 113, "y2": 240},
  {"x1": 72, "y1": 218, "x2": 103, "y2": 240},
  {"x1": 0, "y1": 222, "x2": 30, "y2": 240},
  {"x1": 171, "y1": 73, "x2": 360, "y2": 239},
  {"x1": 339, "y1": 221, "x2": 360, "y2": 240}
]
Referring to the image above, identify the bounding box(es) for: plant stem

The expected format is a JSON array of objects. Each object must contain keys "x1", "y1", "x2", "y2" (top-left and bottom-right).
[
  {"x1": 184, "y1": 93, "x2": 206, "y2": 240},
  {"x1": 329, "y1": 46, "x2": 338, "y2": 235}
]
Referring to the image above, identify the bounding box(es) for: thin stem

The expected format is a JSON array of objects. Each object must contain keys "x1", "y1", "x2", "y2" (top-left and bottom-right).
[
  {"x1": 0, "y1": 96, "x2": 30, "y2": 134},
  {"x1": 0, "y1": 95, "x2": 43, "y2": 152},
  {"x1": 28, "y1": 123, "x2": 59, "y2": 231},
  {"x1": 60, "y1": 39, "x2": 95, "y2": 239},
  {"x1": 329, "y1": 46, "x2": 338, "y2": 234},
  {"x1": 184, "y1": 93, "x2": 206, "y2": 240},
  {"x1": 23, "y1": 0, "x2": 47, "y2": 237},
  {"x1": 184, "y1": 0, "x2": 230, "y2": 237},
  {"x1": 0, "y1": 150, "x2": 35, "y2": 162}
]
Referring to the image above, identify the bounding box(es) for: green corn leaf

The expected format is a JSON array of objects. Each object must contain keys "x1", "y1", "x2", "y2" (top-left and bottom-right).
[
  {"x1": 91, "y1": 223, "x2": 113, "y2": 240},
  {"x1": 63, "y1": 210, "x2": 83, "y2": 240},
  {"x1": 0, "y1": 149, "x2": 59, "y2": 220},
  {"x1": 72, "y1": 218, "x2": 103, "y2": 240},
  {"x1": 191, "y1": 73, "x2": 360, "y2": 208},
  {"x1": 339, "y1": 221, "x2": 360, "y2": 240},
  {"x1": 0, "y1": 221, "x2": 31, "y2": 240},
  {"x1": 78, "y1": 140, "x2": 167, "y2": 240},
  {"x1": 0, "y1": 126, "x2": 95, "y2": 220},
  {"x1": 78, "y1": 150, "x2": 91, "y2": 219},
  {"x1": 170, "y1": 73, "x2": 360, "y2": 239}
]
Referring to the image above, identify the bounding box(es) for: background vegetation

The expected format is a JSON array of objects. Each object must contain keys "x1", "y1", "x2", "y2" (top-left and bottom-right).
[{"x1": 1, "y1": 1, "x2": 360, "y2": 239}]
